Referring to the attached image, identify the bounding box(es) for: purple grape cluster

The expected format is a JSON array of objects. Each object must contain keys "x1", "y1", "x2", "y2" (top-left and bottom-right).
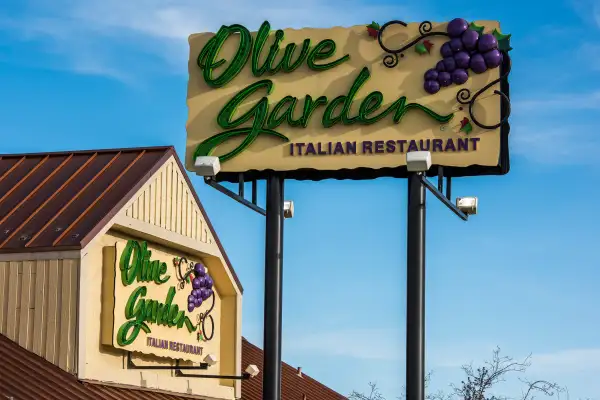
[
  {"x1": 187, "y1": 263, "x2": 214, "y2": 313},
  {"x1": 423, "y1": 18, "x2": 503, "y2": 95}
]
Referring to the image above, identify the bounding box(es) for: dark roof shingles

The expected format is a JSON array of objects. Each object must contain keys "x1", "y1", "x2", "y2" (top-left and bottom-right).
[
  {"x1": 0, "y1": 154, "x2": 93, "y2": 241},
  {"x1": 0, "y1": 333, "x2": 197, "y2": 400},
  {"x1": 241, "y1": 338, "x2": 348, "y2": 400},
  {"x1": 0, "y1": 145, "x2": 242, "y2": 293},
  {"x1": 55, "y1": 150, "x2": 164, "y2": 247},
  {"x1": 0, "y1": 333, "x2": 347, "y2": 400},
  {"x1": 28, "y1": 151, "x2": 145, "y2": 248},
  {"x1": 0, "y1": 155, "x2": 66, "y2": 219},
  {"x1": 0, "y1": 151, "x2": 131, "y2": 250}
]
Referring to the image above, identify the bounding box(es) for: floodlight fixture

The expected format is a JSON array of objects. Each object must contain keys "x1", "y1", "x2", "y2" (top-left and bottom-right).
[
  {"x1": 203, "y1": 354, "x2": 218, "y2": 366},
  {"x1": 406, "y1": 151, "x2": 432, "y2": 173},
  {"x1": 245, "y1": 364, "x2": 260, "y2": 378},
  {"x1": 195, "y1": 156, "x2": 221, "y2": 177},
  {"x1": 456, "y1": 197, "x2": 478, "y2": 215},
  {"x1": 283, "y1": 201, "x2": 294, "y2": 219}
]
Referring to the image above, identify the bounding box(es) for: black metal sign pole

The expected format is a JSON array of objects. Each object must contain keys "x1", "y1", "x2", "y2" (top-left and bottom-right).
[
  {"x1": 263, "y1": 174, "x2": 285, "y2": 400},
  {"x1": 406, "y1": 172, "x2": 426, "y2": 400}
]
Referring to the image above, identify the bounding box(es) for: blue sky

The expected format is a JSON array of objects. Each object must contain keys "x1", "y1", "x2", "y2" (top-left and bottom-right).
[{"x1": 1, "y1": 0, "x2": 600, "y2": 399}]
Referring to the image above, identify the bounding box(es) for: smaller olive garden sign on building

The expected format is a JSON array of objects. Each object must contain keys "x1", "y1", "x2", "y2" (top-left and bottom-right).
[
  {"x1": 101, "y1": 240, "x2": 217, "y2": 362},
  {"x1": 185, "y1": 18, "x2": 511, "y2": 182}
]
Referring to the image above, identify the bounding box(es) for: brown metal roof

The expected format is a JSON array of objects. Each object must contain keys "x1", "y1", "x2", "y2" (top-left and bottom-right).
[
  {"x1": 0, "y1": 332, "x2": 201, "y2": 400},
  {"x1": 0, "y1": 333, "x2": 346, "y2": 400},
  {"x1": 241, "y1": 338, "x2": 348, "y2": 400},
  {"x1": 0, "y1": 146, "x2": 242, "y2": 293}
]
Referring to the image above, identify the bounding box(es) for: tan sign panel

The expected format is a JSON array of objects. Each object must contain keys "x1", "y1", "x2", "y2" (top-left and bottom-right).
[
  {"x1": 102, "y1": 240, "x2": 220, "y2": 363},
  {"x1": 185, "y1": 20, "x2": 511, "y2": 181}
]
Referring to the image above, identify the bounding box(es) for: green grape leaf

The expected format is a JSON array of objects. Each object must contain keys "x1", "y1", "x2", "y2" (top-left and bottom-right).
[
  {"x1": 493, "y1": 28, "x2": 512, "y2": 52},
  {"x1": 492, "y1": 28, "x2": 511, "y2": 41},
  {"x1": 469, "y1": 22, "x2": 485, "y2": 34},
  {"x1": 499, "y1": 41, "x2": 512, "y2": 52},
  {"x1": 460, "y1": 120, "x2": 473, "y2": 134},
  {"x1": 423, "y1": 40, "x2": 433, "y2": 53},
  {"x1": 415, "y1": 42, "x2": 428, "y2": 55}
]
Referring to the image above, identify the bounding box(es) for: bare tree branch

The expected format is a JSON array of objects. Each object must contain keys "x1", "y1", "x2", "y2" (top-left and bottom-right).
[
  {"x1": 397, "y1": 372, "x2": 452, "y2": 400},
  {"x1": 519, "y1": 379, "x2": 564, "y2": 400},
  {"x1": 351, "y1": 372, "x2": 452, "y2": 400},
  {"x1": 349, "y1": 382, "x2": 385, "y2": 400},
  {"x1": 450, "y1": 347, "x2": 563, "y2": 400},
  {"x1": 351, "y1": 347, "x2": 576, "y2": 400}
]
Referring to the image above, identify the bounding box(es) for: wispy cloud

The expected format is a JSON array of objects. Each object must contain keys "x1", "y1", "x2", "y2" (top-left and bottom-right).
[
  {"x1": 572, "y1": 0, "x2": 600, "y2": 27},
  {"x1": 509, "y1": 88, "x2": 600, "y2": 165},
  {"x1": 432, "y1": 347, "x2": 600, "y2": 400},
  {"x1": 519, "y1": 24, "x2": 582, "y2": 47},
  {"x1": 511, "y1": 124, "x2": 600, "y2": 165},
  {"x1": 576, "y1": 42, "x2": 600, "y2": 71},
  {"x1": 284, "y1": 328, "x2": 503, "y2": 366},
  {"x1": 285, "y1": 324, "x2": 600, "y2": 380},
  {"x1": 563, "y1": 0, "x2": 600, "y2": 72},
  {"x1": 512, "y1": 91, "x2": 600, "y2": 112},
  {"x1": 0, "y1": 0, "x2": 416, "y2": 80},
  {"x1": 285, "y1": 328, "x2": 403, "y2": 361},
  {"x1": 531, "y1": 348, "x2": 600, "y2": 373},
  {"x1": 435, "y1": 346, "x2": 600, "y2": 373}
]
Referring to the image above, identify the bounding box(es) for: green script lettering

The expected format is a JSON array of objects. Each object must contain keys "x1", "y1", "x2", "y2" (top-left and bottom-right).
[
  {"x1": 119, "y1": 240, "x2": 170, "y2": 286},
  {"x1": 198, "y1": 21, "x2": 350, "y2": 88},
  {"x1": 116, "y1": 286, "x2": 196, "y2": 347},
  {"x1": 194, "y1": 67, "x2": 454, "y2": 162},
  {"x1": 306, "y1": 39, "x2": 349, "y2": 71},
  {"x1": 197, "y1": 24, "x2": 252, "y2": 88}
]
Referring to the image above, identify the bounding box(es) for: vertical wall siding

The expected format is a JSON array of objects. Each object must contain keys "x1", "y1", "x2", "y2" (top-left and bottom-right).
[
  {"x1": 0, "y1": 259, "x2": 78, "y2": 374},
  {"x1": 125, "y1": 159, "x2": 214, "y2": 245}
]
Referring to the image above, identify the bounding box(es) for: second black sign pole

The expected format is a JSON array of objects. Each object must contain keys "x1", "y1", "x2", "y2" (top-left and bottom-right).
[
  {"x1": 263, "y1": 174, "x2": 285, "y2": 400},
  {"x1": 406, "y1": 171, "x2": 426, "y2": 400}
]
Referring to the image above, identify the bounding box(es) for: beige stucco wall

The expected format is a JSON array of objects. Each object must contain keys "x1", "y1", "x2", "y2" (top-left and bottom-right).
[
  {"x1": 79, "y1": 231, "x2": 235, "y2": 399},
  {"x1": 123, "y1": 157, "x2": 216, "y2": 246},
  {"x1": 76, "y1": 156, "x2": 243, "y2": 399},
  {"x1": 0, "y1": 254, "x2": 79, "y2": 374}
]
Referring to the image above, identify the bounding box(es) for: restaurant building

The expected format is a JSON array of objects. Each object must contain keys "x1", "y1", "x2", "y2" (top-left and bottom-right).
[{"x1": 0, "y1": 145, "x2": 347, "y2": 400}]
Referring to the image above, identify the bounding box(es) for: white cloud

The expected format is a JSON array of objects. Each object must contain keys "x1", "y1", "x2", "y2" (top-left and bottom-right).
[
  {"x1": 285, "y1": 326, "x2": 600, "y2": 374},
  {"x1": 528, "y1": 348, "x2": 600, "y2": 400},
  {"x1": 285, "y1": 328, "x2": 403, "y2": 361},
  {"x1": 281, "y1": 327, "x2": 600, "y2": 399},
  {"x1": 531, "y1": 348, "x2": 600, "y2": 373},
  {"x1": 571, "y1": 0, "x2": 600, "y2": 26},
  {"x1": 433, "y1": 346, "x2": 600, "y2": 381},
  {"x1": 447, "y1": 348, "x2": 600, "y2": 400},
  {"x1": 0, "y1": 0, "x2": 417, "y2": 80},
  {"x1": 512, "y1": 91, "x2": 600, "y2": 112},
  {"x1": 576, "y1": 42, "x2": 600, "y2": 71},
  {"x1": 567, "y1": 0, "x2": 600, "y2": 71},
  {"x1": 511, "y1": 124, "x2": 600, "y2": 165},
  {"x1": 428, "y1": 343, "x2": 502, "y2": 369},
  {"x1": 509, "y1": 90, "x2": 600, "y2": 165},
  {"x1": 284, "y1": 329, "x2": 502, "y2": 366}
]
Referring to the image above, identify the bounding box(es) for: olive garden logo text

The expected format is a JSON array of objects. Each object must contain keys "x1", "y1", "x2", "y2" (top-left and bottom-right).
[
  {"x1": 192, "y1": 21, "x2": 456, "y2": 163},
  {"x1": 115, "y1": 240, "x2": 198, "y2": 346}
]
